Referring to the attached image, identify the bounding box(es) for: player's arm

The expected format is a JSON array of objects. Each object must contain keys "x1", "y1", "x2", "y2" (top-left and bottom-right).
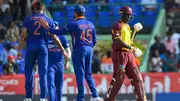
[
  {"x1": 62, "y1": 36, "x2": 71, "y2": 60},
  {"x1": 92, "y1": 27, "x2": 97, "y2": 48},
  {"x1": 64, "y1": 47, "x2": 71, "y2": 70},
  {"x1": 17, "y1": 28, "x2": 27, "y2": 59},
  {"x1": 65, "y1": 47, "x2": 71, "y2": 60},
  {"x1": 50, "y1": 34, "x2": 67, "y2": 57},
  {"x1": 38, "y1": 19, "x2": 72, "y2": 35},
  {"x1": 112, "y1": 23, "x2": 132, "y2": 49},
  {"x1": 61, "y1": 36, "x2": 71, "y2": 70}
]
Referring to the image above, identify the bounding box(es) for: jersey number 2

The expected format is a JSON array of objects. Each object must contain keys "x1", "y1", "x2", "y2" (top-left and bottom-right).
[
  {"x1": 80, "y1": 29, "x2": 92, "y2": 43},
  {"x1": 34, "y1": 21, "x2": 41, "y2": 35}
]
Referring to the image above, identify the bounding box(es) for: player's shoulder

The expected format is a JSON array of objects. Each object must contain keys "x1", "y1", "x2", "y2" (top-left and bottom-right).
[
  {"x1": 43, "y1": 15, "x2": 53, "y2": 21},
  {"x1": 113, "y1": 21, "x2": 122, "y2": 29},
  {"x1": 87, "y1": 20, "x2": 95, "y2": 28},
  {"x1": 24, "y1": 14, "x2": 33, "y2": 21}
]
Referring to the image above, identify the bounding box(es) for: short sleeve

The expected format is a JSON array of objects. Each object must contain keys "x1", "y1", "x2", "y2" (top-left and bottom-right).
[{"x1": 112, "y1": 22, "x2": 122, "y2": 40}]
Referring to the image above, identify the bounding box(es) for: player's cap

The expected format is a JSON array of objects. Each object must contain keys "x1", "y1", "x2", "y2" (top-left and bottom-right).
[
  {"x1": 119, "y1": 6, "x2": 133, "y2": 15},
  {"x1": 74, "y1": 5, "x2": 86, "y2": 13},
  {"x1": 8, "y1": 55, "x2": 16, "y2": 60}
]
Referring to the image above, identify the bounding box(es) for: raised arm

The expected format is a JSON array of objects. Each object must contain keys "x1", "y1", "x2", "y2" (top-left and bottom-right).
[{"x1": 38, "y1": 18, "x2": 73, "y2": 36}]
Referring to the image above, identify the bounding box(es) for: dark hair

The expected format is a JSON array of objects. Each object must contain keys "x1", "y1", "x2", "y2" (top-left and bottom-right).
[
  {"x1": 76, "y1": 12, "x2": 84, "y2": 17},
  {"x1": 4, "y1": 43, "x2": 11, "y2": 51},
  {"x1": 154, "y1": 35, "x2": 160, "y2": 40}
]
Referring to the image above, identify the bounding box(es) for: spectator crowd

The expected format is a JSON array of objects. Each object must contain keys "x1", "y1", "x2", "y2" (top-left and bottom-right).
[
  {"x1": 149, "y1": 28, "x2": 180, "y2": 72},
  {"x1": 0, "y1": 0, "x2": 27, "y2": 75}
]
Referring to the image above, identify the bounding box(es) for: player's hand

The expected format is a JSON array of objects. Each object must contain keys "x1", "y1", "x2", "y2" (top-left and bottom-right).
[
  {"x1": 133, "y1": 47, "x2": 143, "y2": 57},
  {"x1": 38, "y1": 18, "x2": 50, "y2": 30},
  {"x1": 64, "y1": 61, "x2": 70, "y2": 70},
  {"x1": 133, "y1": 22, "x2": 143, "y2": 32},
  {"x1": 17, "y1": 51, "x2": 22, "y2": 60}
]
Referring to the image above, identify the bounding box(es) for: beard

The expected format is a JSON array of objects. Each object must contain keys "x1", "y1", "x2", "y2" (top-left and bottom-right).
[{"x1": 122, "y1": 15, "x2": 132, "y2": 23}]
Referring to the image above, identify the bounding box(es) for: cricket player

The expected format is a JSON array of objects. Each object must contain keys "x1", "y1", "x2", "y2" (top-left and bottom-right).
[
  {"x1": 38, "y1": 5, "x2": 101, "y2": 101},
  {"x1": 47, "y1": 21, "x2": 71, "y2": 101},
  {"x1": 17, "y1": 1, "x2": 56, "y2": 101},
  {"x1": 105, "y1": 6, "x2": 147, "y2": 101}
]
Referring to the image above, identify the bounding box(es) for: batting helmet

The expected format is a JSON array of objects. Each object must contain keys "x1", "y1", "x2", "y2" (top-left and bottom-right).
[
  {"x1": 119, "y1": 6, "x2": 133, "y2": 23},
  {"x1": 119, "y1": 6, "x2": 133, "y2": 15}
]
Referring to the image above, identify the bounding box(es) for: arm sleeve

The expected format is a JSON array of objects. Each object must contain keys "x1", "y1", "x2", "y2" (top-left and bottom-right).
[
  {"x1": 112, "y1": 23, "x2": 122, "y2": 40},
  {"x1": 60, "y1": 36, "x2": 69, "y2": 49},
  {"x1": 48, "y1": 22, "x2": 74, "y2": 36}
]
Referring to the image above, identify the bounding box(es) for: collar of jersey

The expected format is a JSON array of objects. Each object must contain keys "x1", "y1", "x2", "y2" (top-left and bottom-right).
[
  {"x1": 119, "y1": 20, "x2": 128, "y2": 25},
  {"x1": 74, "y1": 16, "x2": 86, "y2": 21}
]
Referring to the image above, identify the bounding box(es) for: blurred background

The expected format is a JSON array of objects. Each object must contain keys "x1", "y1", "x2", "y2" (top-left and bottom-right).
[{"x1": 0, "y1": 0, "x2": 180, "y2": 101}]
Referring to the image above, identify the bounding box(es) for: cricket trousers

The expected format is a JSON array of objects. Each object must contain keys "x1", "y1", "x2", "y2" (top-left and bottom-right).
[
  {"x1": 25, "y1": 44, "x2": 48, "y2": 99},
  {"x1": 48, "y1": 61, "x2": 64, "y2": 101},
  {"x1": 106, "y1": 50, "x2": 146, "y2": 101},
  {"x1": 72, "y1": 46, "x2": 99, "y2": 101}
]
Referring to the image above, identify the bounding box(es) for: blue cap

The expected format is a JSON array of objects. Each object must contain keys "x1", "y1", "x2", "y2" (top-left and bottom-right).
[{"x1": 74, "y1": 5, "x2": 86, "y2": 13}]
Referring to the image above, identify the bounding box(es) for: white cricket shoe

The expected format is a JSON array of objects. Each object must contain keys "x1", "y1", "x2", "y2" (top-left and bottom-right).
[
  {"x1": 40, "y1": 98, "x2": 48, "y2": 101},
  {"x1": 90, "y1": 97, "x2": 103, "y2": 101},
  {"x1": 23, "y1": 98, "x2": 32, "y2": 101}
]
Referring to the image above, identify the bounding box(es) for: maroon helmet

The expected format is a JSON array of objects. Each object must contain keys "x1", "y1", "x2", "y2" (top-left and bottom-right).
[
  {"x1": 119, "y1": 6, "x2": 133, "y2": 15},
  {"x1": 119, "y1": 6, "x2": 133, "y2": 23}
]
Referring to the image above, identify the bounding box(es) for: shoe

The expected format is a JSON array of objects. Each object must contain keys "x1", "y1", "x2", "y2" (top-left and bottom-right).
[
  {"x1": 90, "y1": 97, "x2": 103, "y2": 101},
  {"x1": 40, "y1": 98, "x2": 48, "y2": 101},
  {"x1": 23, "y1": 98, "x2": 32, "y2": 101}
]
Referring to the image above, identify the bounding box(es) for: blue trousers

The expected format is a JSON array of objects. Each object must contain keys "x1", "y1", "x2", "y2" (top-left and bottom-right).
[
  {"x1": 25, "y1": 44, "x2": 48, "y2": 99},
  {"x1": 48, "y1": 61, "x2": 64, "y2": 101},
  {"x1": 72, "y1": 46, "x2": 98, "y2": 101}
]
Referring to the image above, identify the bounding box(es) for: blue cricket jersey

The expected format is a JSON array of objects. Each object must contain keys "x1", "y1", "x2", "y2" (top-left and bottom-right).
[
  {"x1": 23, "y1": 13, "x2": 55, "y2": 45},
  {"x1": 48, "y1": 17, "x2": 97, "y2": 49},
  {"x1": 48, "y1": 35, "x2": 69, "y2": 63}
]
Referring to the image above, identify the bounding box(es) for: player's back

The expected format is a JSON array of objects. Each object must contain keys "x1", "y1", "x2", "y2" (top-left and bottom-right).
[
  {"x1": 48, "y1": 35, "x2": 69, "y2": 63},
  {"x1": 24, "y1": 13, "x2": 54, "y2": 45},
  {"x1": 71, "y1": 18, "x2": 96, "y2": 49}
]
